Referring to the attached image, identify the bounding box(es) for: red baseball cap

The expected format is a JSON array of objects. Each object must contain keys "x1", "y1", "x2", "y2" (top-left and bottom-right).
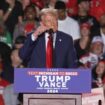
[
  {"x1": 80, "y1": 23, "x2": 91, "y2": 29},
  {"x1": 31, "y1": 0, "x2": 44, "y2": 9},
  {"x1": 99, "y1": 59, "x2": 105, "y2": 65}
]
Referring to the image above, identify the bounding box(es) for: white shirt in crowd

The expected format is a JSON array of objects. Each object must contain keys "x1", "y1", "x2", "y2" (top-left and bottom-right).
[
  {"x1": 100, "y1": 29, "x2": 105, "y2": 46},
  {"x1": 100, "y1": 29, "x2": 105, "y2": 52},
  {"x1": 59, "y1": 0, "x2": 69, "y2": 3},
  {"x1": 3, "y1": 84, "x2": 19, "y2": 105},
  {"x1": 58, "y1": 16, "x2": 80, "y2": 40},
  {"x1": 79, "y1": 52, "x2": 99, "y2": 68}
]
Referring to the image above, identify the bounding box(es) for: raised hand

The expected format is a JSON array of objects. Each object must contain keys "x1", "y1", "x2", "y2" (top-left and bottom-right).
[
  {"x1": 33, "y1": 22, "x2": 49, "y2": 37},
  {"x1": 6, "y1": 0, "x2": 15, "y2": 8}
]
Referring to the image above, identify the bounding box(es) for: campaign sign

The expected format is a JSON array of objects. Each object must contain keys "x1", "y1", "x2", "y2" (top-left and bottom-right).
[
  {"x1": 82, "y1": 87, "x2": 105, "y2": 105},
  {"x1": 14, "y1": 68, "x2": 91, "y2": 93}
]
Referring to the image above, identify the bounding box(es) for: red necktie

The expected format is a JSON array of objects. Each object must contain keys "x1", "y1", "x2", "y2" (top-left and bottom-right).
[{"x1": 46, "y1": 35, "x2": 53, "y2": 68}]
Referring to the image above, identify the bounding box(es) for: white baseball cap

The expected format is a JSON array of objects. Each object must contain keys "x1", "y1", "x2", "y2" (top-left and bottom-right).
[{"x1": 92, "y1": 36, "x2": 103, "y2": 44}]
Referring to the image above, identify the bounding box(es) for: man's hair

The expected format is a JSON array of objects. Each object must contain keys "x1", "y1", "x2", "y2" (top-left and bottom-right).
[
  {"x1": 24, "y1": 4, "x2": 36, "y2": 12},
  {"x1": 15, "y1": 35, "x2": 26, "y2": 44},
  {"x1": 55, "y1": 1, "x2": 66, "y2": 10},
  {"x1": 78, "y1": 0, "x2": 90, "y2": 4},
  {"x1": 40, "y1": 8, "x2": 58, "y2": 19}
]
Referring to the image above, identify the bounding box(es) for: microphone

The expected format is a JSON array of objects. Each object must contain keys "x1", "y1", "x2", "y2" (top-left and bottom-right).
[
  {"x1": 98, "y1": 100, "x2": 102, "y2": 105},
  {"x1": 47, "y1": 29, "x2": 54, "y2": 36}
]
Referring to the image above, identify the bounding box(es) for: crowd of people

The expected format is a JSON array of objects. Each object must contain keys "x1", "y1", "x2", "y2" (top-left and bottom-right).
[{"x1": 0, "y1": 0, "x2": 105, "y2": 105}]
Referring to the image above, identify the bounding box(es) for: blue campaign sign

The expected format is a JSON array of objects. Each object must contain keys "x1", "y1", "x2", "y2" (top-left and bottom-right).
[{"x1": 14, "y1": 68, "x2": 91, "y2": 93}]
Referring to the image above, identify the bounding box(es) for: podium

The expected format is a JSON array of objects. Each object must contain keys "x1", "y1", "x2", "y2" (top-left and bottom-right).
[
  {"x1": 14, "y1": 68, "x2": 91, "y2": 105},
  {"x1": 23, "y1": 94, "x2": 81, "y2": 105}
]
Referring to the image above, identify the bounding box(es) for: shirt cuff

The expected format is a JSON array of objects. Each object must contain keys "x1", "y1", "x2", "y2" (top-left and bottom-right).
[{"x1": 31, "y1": 33, "x2": 38, "y2": 41}]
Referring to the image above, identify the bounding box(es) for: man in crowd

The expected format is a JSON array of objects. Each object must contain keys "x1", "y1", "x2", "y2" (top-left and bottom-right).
[
  {"x1": 55, "y1": 1, "x2": 80, "y2": 41},
  {"x1": 93, "y1": 14, "x2": 105, "y2": 47},
  {"x1": 72, "y1": 0, "x2": 99, "y2": 39},
  {"x1": 79, "y1": 36, "x2": 105, "y2": 68}
]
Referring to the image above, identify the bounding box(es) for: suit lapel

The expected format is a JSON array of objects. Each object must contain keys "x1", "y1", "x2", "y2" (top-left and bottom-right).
[
  {"x1": 55, "y1": 31, "x2": 63, "y2": 50},
  {"x1": 36, "y1": 34, "x2": 46, "y2": 67},
  {"x1": 54, "y1": 31, "x2": 63, "y2": 67}
]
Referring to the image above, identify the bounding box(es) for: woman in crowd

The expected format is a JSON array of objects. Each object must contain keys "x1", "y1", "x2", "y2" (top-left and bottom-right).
[
  {"x1": 92, "y1": 60, "x2": 105, "y2": 88},
  {"x1": 13, "y1": 4, "x2": 39, "y2": 42},
  {"x1": 0, "y1": 0, "x2": 23, "y2": 35},
  {"x1": 74, "y1": 22, "x2": 91, "y2": 60},
  {"x1": 3, "y1": 48, "x2": 26, "y2": 105}
]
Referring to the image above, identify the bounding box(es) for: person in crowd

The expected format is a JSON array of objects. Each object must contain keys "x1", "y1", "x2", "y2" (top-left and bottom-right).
[
  {"x1": 3, "y1": 49, "x2": 25, "y2": 105},
  {"x1": 13, "y1": 35, "x2": 26, "y2": 49},
  {"x1": 0, "y1": 21, "x2": 12, "y2": 47},
  {"x1": 89, "y1": 0, "x2": 105, "y2": 21},
  {"x1": 10, "y1": 49, "x2": 24, "y2": 68},
  {"x1": 93, "y1": 14, "x2": 105, "y2": 48},
  {"x1": 19, "y1": 8, "x2": 77, "y2": 68},
  {"x1": 0, "y1": 0, "x2": 23, "y2": 35},
  {"x1": 2, "y1": 48, "x2": 25, "y2": 84},
  {"x1": 0, "y1": 53, "x2": 10, "y2": 105},
  {"x1": 99, "y1": 14, "x2": 105, "y2": 46},
  {"x1": 31, "y1": 0, "x2": 44, "y2": 9},
  {"x1": 0, "y1": 42, "x2": 11, "y2": 65},
  {"x1": 66, "y1": 0, "x2": 78, "y2": 16},
  {"x1": 79, "y1": 36, "x2": 105, "y2": 68},
  {"x1": 0, "y1": 42, "x2": 12, "y2": 83},
  {"x1": 30, "y1": 0, "x2": 44, "y2": 18},
  {"x1": 3, "y1": 84, "x2": 19, "y2": 105},
  {"x1": 55, "y1": 1, "x2": 80, "y2": 41},
  {"x1": 92, "y1": 60, "x2": 105, "y2": 88},
  {"x1": 19, "y1": 0, "x2": 31, "y2": 10},
  {"x1": 74, "y1": 22, "x2": 91, "y2": 60},
  {"x1": 72, "y1": 0, "x2": 99, "y2": 39},
  {"x1": 47, "y1": 0, "x2": 57, "y2": 8},
  {"x1": 13, "y1": 4, "x2": 39, "y2": 41}
]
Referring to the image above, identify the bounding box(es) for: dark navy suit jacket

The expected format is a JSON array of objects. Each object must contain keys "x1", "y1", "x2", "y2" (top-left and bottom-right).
[{"x1": 19, "y1": 31, "x2": 77, "y2": 68}]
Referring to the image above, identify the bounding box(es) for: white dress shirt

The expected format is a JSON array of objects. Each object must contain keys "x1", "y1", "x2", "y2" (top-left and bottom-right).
[{"x1": 32, "y1": 32, "x2": 56, "y2": 49}]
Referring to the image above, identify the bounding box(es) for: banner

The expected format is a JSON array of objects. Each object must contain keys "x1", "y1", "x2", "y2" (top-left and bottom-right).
[{"x1": 14, "y1": 68, "x2": 91, "y2": 93}]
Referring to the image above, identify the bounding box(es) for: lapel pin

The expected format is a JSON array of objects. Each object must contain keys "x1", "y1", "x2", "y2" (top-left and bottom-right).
[{"x1": 59, "y1": 39, "x2": 62, "y2": 42}]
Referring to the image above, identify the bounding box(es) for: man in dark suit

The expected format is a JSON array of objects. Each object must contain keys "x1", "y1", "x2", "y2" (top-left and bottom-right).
[{"x1": 19, "y1": 8, "x2": 77, "y2": 68}]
